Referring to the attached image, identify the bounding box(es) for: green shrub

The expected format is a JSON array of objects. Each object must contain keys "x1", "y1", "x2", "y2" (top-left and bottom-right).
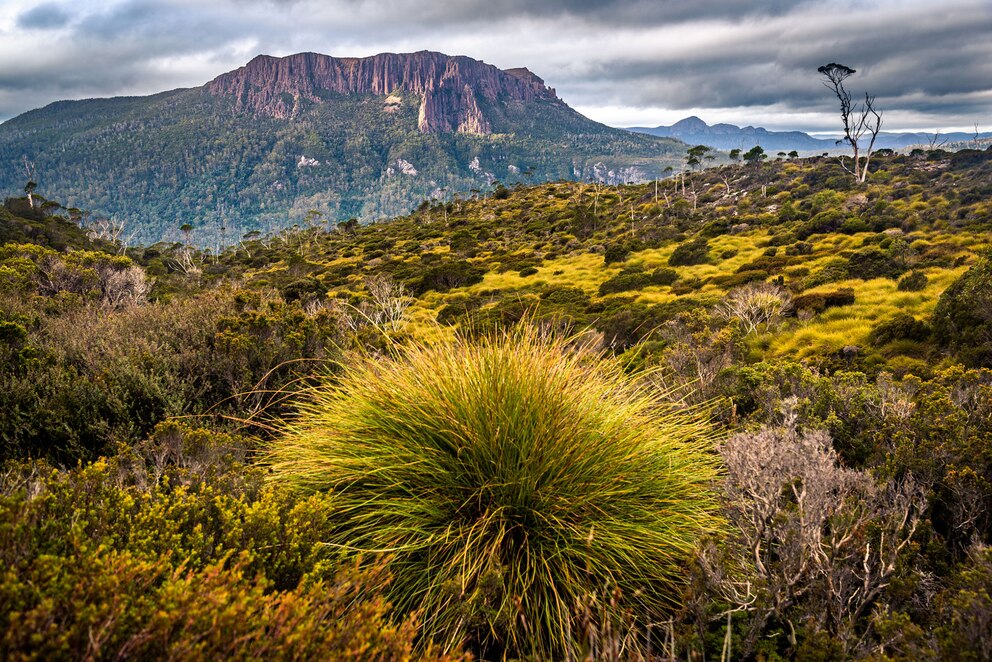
[
  {"x1": 267, "y1": 328, "x2": 722, "y2": 658},
  {"x1": 847, "y1": 248, "x2": 905, "y2": 280},
  {"x1": 0, "y1": 423, "x2": 459, "y2": 661},
  {"x1": 668, "y1": 237, "x2": 711, "y2": 266},
  {"x1": 652, "y1": 267, "x2": 679, "y2": 286},
  {"x1": 540, "y1": 286, "x2": 590, "y2": 307},
  {"x1": 793, "y1": 288, "x2": 856, "y2": 314},
  {"x1": 897, "y1": 270, "x2": 929, "y2": 292},
  {"x1": 933, "y1": 254, "x2": 992, "y2": 367},
  {"x1": 603, "y1": 243, "x2": 631, "y2": 265},
  {"x1": 415, "y1": 260, "x2": 485, "y2": 293},
  {"x1": 870, "y1": 313, "x2": 931, "y2": 346}
]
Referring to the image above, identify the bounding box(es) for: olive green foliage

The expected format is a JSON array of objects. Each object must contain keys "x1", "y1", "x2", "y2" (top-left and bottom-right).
[
  {"x1": 668, "y1": 236, "x2": 711, "y2": 266},
  {"x1": 0, "y1": 265, "x2": 343, "y2": 463},
  {"x1": 933, "y1": 253, "x2": 992, "y2": 367},
  {"x1": 267, "y1": 328, "x2": 722, "y2": 659},
  {"x1": 897, "y1": 269, "x2": 929, "y2": 291},
  {"x1": 0, "y1": 422, "x2": 461, "y2": 661},
  {"x1": 598, "y1": 265, "x2": 678, "y2": 295}
]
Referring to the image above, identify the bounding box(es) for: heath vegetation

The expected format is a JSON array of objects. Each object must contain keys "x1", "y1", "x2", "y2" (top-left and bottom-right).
[{"x1": 3, "y1": 148, "x2": 992, "y2": 659}]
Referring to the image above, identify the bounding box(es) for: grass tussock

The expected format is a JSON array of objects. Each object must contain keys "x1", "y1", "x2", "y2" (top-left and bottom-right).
[{"x1": 267, "y1": 327, "x2": 723, "y2": 659}]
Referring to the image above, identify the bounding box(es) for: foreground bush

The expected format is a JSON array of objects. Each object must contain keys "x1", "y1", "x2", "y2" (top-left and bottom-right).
[
  {"x1": 0, "y1": 423, "x2": 457, "y2": 661},
  {"x1": 933, "y1": 253, "x2": 992, "y2": 367},
  {"x1": 268, "y1": 328, "x2": 722, "y2": 658}
]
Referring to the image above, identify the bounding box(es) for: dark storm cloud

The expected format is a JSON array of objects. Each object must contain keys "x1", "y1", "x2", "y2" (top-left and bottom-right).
[
  {"x1": 1, "y1": 0, "x2": 991, "y2": 131},
  {"x1": 15, "y1": 2, "x2": 72, "y2": 30}
]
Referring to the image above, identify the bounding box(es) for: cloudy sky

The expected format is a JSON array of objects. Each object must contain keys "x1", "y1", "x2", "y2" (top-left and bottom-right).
[{"x1": 1, "y1": 0, "x2": 990, "y2": 133}]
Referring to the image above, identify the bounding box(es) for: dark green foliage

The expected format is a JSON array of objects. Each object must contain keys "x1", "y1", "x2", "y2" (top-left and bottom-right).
[
  {"x1": 603, "y1": 242, "x2": 631, "y2": 264},
  {"x1": 280, "y1": 276, "x2": 327, "y2": 302},
  {"x1": 847, "y1": 247, "x2": 906, "y2": 279},
  {"x1": 517, "y1": 265, "x2": 538, "y2": 277},
  {"x1": 785, "y1": 241, "x2": 814, "y2": 256},
  {"x1": 540, "y1": 285, "x2": 590, "y2": 307},
  {"x1": 792, "y1": 288, "x2": 856, "y2": 314},
  {"x1": 491, "y1": 184, "x2": 511, "y2": 200},
  {"x1": 668, "y1": 236, "x2": 710, "y2": 266},
  {"x1": 933, "y1": 255, "x2": 992, "y2": 367},
  {"x1": 0, "y1": 197, "x2": 95, "y2": 251},
  {"x1": 598, "y1": 266, "x2": 679, "y2": 295},
  {"x1": 870, "y1": 313, "x2": 931, "y2": 346},
  {"x1": 743, "y1": 145, "x2": 767, "y2": 164},
  {"x1": 415, "y1": 260, "x2": 485, "y2": 293},
  {"x1": 897, "y1": 269, "x2": 929, "y2": 291}
]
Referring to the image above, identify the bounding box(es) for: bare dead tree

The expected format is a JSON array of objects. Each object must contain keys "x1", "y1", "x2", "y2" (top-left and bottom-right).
[
  {"x1": 697, "y1": 422, "x2": 925, "y2": 658},
  {"x1": 99, "y1": 265, "x2": 152, "y2": 309},
  {"x1": 716, "y1": 282, "x2": 793, "y2": 335},
  {"x1": 22, "y1": 156, "x2": 36, "y2": 208},
  {"x1": 926, "y1": 132, "x2": 948, "y2": 151},
  {"x1": 364, "y1": 275, "x2": 410, "y2": 332},
  {"x1": 86, "y1": 217, "x2": 128, "y2": 247},
  {"x1": 818, "y1": 63, "x2": 883, "y2": 183}
]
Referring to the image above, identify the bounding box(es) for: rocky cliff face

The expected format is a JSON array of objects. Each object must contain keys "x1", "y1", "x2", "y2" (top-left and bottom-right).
[{"x1": 206, "y1": 51, "x2": 559, "y2": 134}]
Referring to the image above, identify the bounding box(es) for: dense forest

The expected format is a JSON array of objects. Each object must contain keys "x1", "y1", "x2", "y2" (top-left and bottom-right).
[{"x1": 2, "y1": 148, "x2": 992, "y2": 660}]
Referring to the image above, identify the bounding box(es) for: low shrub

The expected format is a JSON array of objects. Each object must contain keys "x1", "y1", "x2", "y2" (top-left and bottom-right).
[
  {"x1": 668, "y1": 237, "x2": 711, "y2": 266},
  {"x1": 897, "y1": 270, "x2": 929, "y2": 292},
  {"x1": 870, "y1": 313, "x2": 932, "y2": 346},
  {"x1": 847, "y1": 248, "x2": 905, "y2": 280},
  {"x1": 933, "y1": 254, "x2": 992, "y2": 367},
  {"x1": 793, "y1": 288, "x2": 856, "y2": 314},
  {"x1": 267, "y1": 328, "x2": 722, "y2": 658},
  {"x1": 598, "y1": 266, "x2": 678, "y2": 295},
  {"x1": 603, "y1": 243, "x2": 631, "y2": 265},
  {"x1": 517, "y1": 265, "x2": 538, "y2": 277},
  {"x1": 415, "y1": 260, "x2": 485, "y2": 293}
]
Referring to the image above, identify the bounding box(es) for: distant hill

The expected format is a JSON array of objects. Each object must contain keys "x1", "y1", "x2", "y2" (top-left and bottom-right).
[
  {"x1": 628, "y1": 116, "x2": 992, "y2": 154},
  {"x1": 0, "y1": 51, "x2": 684, "y2": 245}
]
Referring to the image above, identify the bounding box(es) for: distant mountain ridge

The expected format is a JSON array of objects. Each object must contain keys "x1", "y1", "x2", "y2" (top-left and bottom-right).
[
  {"x1": 628, "y1": 116, "x2": 992, "y2": 153},
  {"x1": 0, "y1": 51, "x2": 683, "y2": 245}
]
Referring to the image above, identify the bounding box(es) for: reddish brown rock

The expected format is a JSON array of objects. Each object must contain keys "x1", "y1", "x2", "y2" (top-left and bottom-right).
[{"x1": 206, "y1": 51, "x2": 559, "y2": 134}]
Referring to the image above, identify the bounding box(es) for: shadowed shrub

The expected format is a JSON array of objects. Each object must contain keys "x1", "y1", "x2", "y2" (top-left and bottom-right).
[{"x1": 267, "y1": 328, "x2": 722, "y2": 659}]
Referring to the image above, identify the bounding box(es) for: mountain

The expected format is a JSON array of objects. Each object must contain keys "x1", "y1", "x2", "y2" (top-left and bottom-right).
[
  {"x1": 628, "y1": 116, "x2": 992, "y2": 154},
  {"x1": 628, "y1": 116, "x2": 836, "y2": 153},
  {"x1": 0, "y1": 51, "x2": 684, "y2": 245}
]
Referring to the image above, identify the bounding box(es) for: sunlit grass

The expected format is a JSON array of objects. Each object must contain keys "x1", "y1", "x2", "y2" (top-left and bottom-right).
[{"x1": 267, "y1": 327, "x2": 723, "y2": 658}]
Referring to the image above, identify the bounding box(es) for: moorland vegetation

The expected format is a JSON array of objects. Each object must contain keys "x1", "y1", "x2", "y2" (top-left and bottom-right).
[{"x1": 2, "y1": 147, "x2": 992, "y2": 659}]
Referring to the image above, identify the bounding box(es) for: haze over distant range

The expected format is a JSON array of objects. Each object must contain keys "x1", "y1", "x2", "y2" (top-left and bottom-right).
[{"x1": 1, "y1": 0, "x2": 991, "y2": 134}]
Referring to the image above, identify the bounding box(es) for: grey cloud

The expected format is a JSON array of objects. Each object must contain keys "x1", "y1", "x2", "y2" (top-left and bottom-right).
[
  {"x1": 16, "y1": 3, "x2": 72, "y2": 29},
  {"x1": 1, "y1": 0, "x2": 990, "y2": 131}
]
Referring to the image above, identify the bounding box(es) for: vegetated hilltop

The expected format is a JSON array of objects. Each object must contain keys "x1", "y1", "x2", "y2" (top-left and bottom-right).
[
  {"x1": 0, "y1": 51, "x2": 684, "y2": 246},
  {"x1": 2, "y1": 148, "x2": 992, "y2": 660}
]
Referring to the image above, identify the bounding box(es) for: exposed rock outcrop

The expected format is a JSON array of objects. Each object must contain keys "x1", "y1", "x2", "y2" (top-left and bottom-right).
[{"x1": 206, "y1": 50, "x2": 559, "y2": 134}]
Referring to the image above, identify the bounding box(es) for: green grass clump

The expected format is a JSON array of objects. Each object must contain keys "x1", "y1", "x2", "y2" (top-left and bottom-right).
[{"x1": 267, "y1": 328, "x2": 722, "y2": 658}]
